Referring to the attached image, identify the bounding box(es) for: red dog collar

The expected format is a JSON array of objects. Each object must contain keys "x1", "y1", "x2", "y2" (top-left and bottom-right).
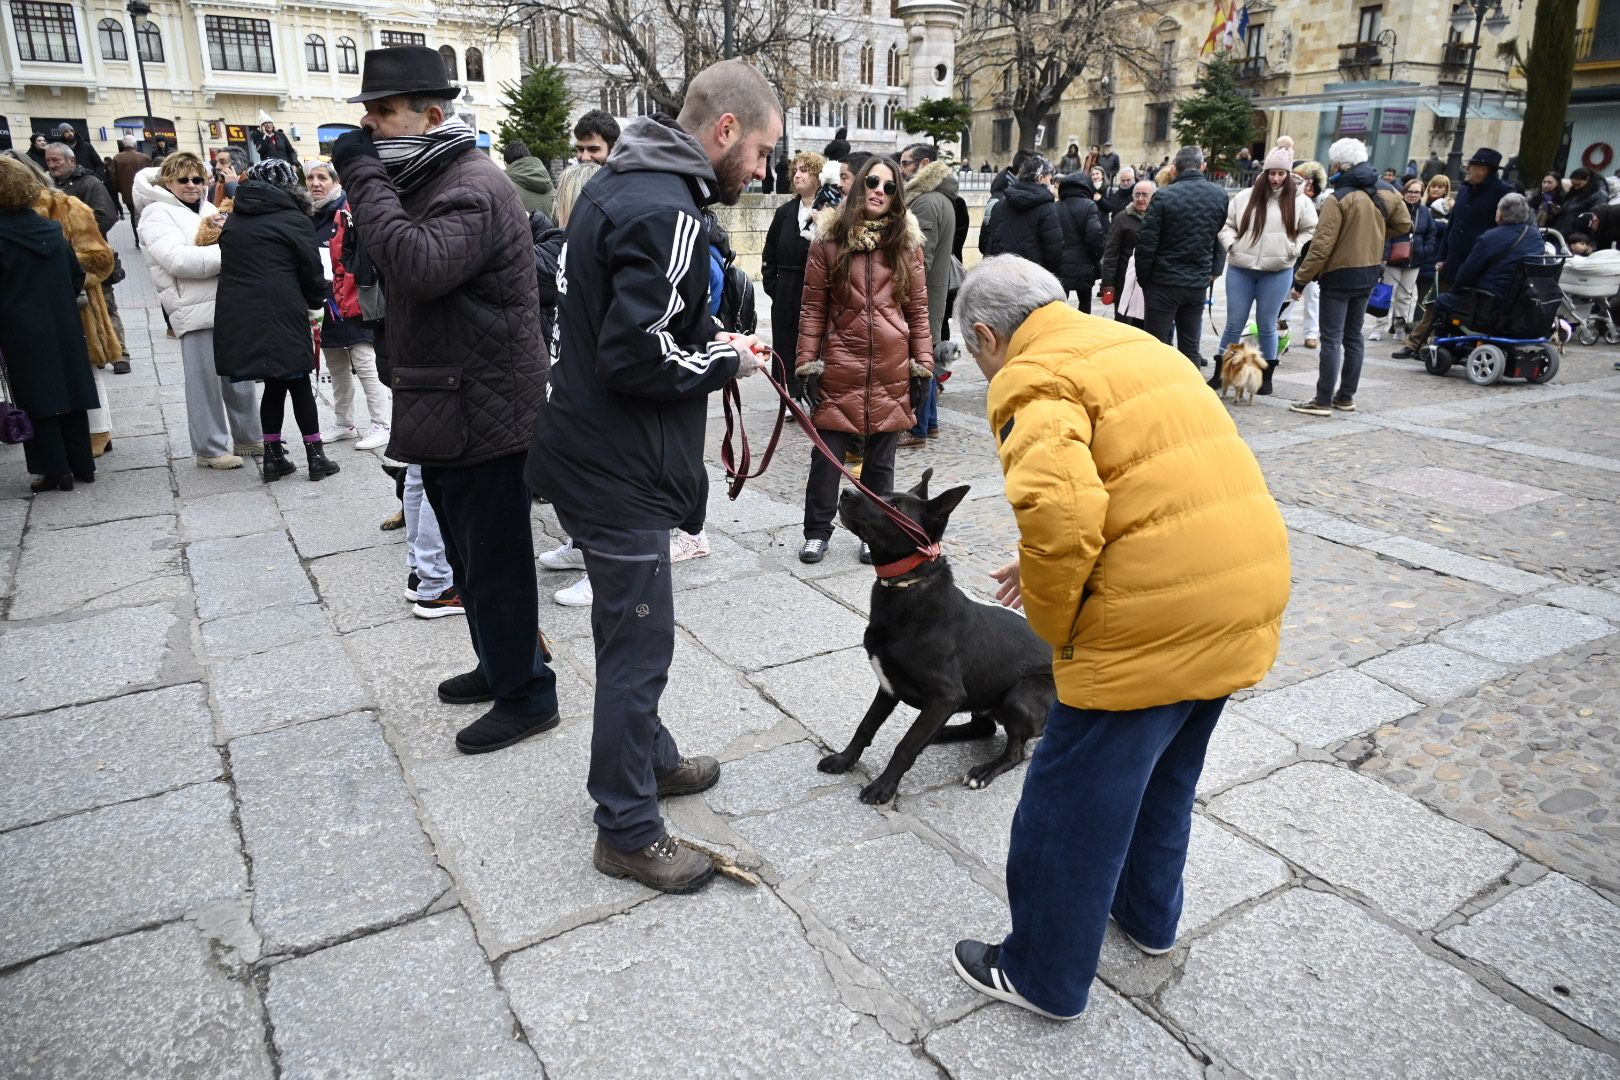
[{"x1": 874, "y1": 544, "x2": 941, "y2": 579}]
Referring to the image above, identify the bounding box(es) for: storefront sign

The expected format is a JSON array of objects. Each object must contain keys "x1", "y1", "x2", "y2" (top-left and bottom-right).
[
  {"x1": 1340, "y1": 109, "x2": 1370, "y2": 134},
  {"x1": 1380, "y1": 107, "x2": 1414, "y2": 135}
]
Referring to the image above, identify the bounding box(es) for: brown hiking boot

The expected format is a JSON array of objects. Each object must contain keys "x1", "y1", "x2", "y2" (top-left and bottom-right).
[
  {"x1": 593, "y1": 833, "x2": 716, "y2": 893},
  {"x1": 655, "y1": 755, "x2": 720, "y2": 797}
]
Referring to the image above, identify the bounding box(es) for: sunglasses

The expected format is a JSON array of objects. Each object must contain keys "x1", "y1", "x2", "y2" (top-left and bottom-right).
[
  {"x1": 176, "y1": 176, "x2": 208, "y2": 185},
  {"x1": 864, "y1": 175, "x2": 898, "y2": 196}
]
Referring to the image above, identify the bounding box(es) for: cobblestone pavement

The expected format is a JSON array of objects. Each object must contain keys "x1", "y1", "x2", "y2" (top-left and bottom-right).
[{"x1": 3, "y1": 226, "x2": 1619, "y2": 1078}]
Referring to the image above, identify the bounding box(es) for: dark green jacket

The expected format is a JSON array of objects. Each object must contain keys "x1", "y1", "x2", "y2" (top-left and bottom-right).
[{"x1": 506, "y1": 156, "x2": 555, "y2": 217}]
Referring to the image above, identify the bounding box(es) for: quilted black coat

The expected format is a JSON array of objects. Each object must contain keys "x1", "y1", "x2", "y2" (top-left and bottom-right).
[
  {"x1": 342, "y1": 144, "x2": 546, "y2": 466},
  {"x1": 1135, "y1": 168, "x2": 1229, "y2": 289},
  {"x1": 214, "y1": 183, "x2": 327, "y2": 382}
]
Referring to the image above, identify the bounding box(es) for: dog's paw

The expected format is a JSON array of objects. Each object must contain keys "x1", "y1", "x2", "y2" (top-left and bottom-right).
[
  {"x1": 963, "y1": 765, "x2": 999, "y2": 790},
  {"x1": 857, "y1": 777, "x2": 899, "y2": 805},
  {"x1": 818, "y1": 752, "x2": 856, "y2": 774}
]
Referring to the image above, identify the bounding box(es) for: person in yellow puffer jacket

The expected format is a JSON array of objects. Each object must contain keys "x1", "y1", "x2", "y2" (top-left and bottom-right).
[{"x1": 946, "y1": 255, "x2": 1291, "y2": 1024}]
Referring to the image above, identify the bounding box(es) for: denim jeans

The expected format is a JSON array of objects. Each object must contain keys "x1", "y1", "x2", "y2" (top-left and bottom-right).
[
  {"x1": 403, "y1": 465, "x2": 451, "y2": 599},
  {"x1": 909, "y1": 379, "x2": 938, "y2": 437},
  {"x1": 1218, "y1": 265, "x2": 1293, "y2": 362},
  {"x1": 999, "y1": 696, "x2": 1227, "y2": 1016},
  {"x1": 1314, "y1": 288, "x2": 1372, "y2": 405}
]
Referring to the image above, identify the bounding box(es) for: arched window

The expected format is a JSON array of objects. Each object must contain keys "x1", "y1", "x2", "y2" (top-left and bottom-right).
[
  {"x1": 135, "y1": 19, "x2": 163, "y2": 62},
  {"x1": 859, "y1": 42, "x2": 874, "y2": 84},
  {"x1": 465, "y1": 46, "x2": 484, "y2": 81},
  {"x1": 883, "y1": 100, "x2": 899, "y2": 130},
  {"x1": 337, "y1": 36, "x2": 358, "y2": 74},
  {"x1": 98, "y1": 18, "x2": 127, "y2": 60},
  {"x1": 438, "y1": 45, "x2": 457, "y2": 81},
  {"x1": 305, "y1": 34, "x2": 327, "y2": 72},
  {"x1": 886, "y1": 43, "x2": 902, "y2": 87}
]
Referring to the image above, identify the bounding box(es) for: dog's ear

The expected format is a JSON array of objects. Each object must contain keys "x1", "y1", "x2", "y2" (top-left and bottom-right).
[
  {"x1": 922, "y1": 484, "x2": 971, "y2": 536},
  {"x1": 909, "y1": 468, "x2": 935, "y2": 500}
]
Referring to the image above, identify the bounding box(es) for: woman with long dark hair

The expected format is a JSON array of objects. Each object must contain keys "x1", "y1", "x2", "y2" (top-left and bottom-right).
[
  {"x1": 214, "y1": 159, "x2": 336, "y2": 482},
  {"x1": 762, "y1": 150, "x2": 826, "y2": 402},
  {"x1": 794, "y1": 156, "x2": 933, "y2": 564},
  {"x1": 1212, "y1": 147, "x2": 1317, "y2": 395}
]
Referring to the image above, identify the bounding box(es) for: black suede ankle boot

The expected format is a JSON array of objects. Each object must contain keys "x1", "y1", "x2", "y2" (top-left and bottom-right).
[
  {"x1": 262, "y1": 441, "x2": 296, "y2": 482},
  {"x1": 304, "y1": 440, "x2": 340, "y2": 481}
]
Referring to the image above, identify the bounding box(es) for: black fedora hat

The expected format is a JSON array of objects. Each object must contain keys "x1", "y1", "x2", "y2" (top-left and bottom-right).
[{"x1": 347, "y1": 45, "x2": 459, "y2": 104}]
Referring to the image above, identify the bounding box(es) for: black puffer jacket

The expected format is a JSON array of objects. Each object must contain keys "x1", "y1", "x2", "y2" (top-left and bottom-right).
[
  {"x1": 342, "y1": 142, "x2": 546, "y2": 466},
  {"x1": 215, "y1": 182, "x2": 326, "y2": 381},
  {"x1": 532, "y1": 222, "x2": 565, "y2": 357},
  {"x1": 986, "y1": 177, "x2": 1063, "y2": 275},
  {"x1": 1056, "y1": 173, "x2": 1106, "y2": 288},
  {"x1": 527, "y1": 116, "x2": 741, "y2": 530},
  {"x1": 1135, "y1": 168, "x2": 1229, "y2": 288}
]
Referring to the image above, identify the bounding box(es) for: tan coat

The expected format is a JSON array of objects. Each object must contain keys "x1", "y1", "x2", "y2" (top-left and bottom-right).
[
  {"x1": 34, "y1": 189, "x2": 122, "y2": 366},
  {"x1": 795, "y1": 208, "x2": 933, "y2": 435}
]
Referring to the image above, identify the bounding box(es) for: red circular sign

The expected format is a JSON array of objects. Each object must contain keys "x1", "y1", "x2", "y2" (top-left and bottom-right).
[{"x1": 1582, "y1": 142, "x2": 1614, "y2": 171}]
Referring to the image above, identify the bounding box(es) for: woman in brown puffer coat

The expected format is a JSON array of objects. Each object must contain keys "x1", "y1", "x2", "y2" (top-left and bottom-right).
[{"x1": 795, "y1": 155, "x2": 933, "y2": 565}]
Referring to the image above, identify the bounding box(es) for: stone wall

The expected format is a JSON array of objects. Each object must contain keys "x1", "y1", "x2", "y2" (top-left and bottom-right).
[{"x1": 716, "y1": 188, "x2": 994, "y2": 281}]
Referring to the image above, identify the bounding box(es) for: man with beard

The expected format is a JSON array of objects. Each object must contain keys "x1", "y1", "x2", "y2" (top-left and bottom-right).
[
  {"x1": 54, "y1": 124, "x2": 106, "y2": 182},
  {"x1": 527, "y1": 60, "x2": 780, "y2": 894}
]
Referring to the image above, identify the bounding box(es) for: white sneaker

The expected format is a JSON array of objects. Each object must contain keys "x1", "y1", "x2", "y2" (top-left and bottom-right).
[
  {"x1": 323, "y1": 424, "x2": 358, "y2": 442},
  {"x1": 539, "y1": 538, "x2": 587, "y2": 571},
  {"x1": 354, "y1": 424, "x2": 391, "y2": 451},
  {"x1": 1366, "y1": 330, "x2": 1384, "y2": 341},
  {"x1": 670, "y1": 529, "x2": 711, "y2": 562},
  {"x1": 554, "y1": 575, "x2": 593, "y2": 607}
]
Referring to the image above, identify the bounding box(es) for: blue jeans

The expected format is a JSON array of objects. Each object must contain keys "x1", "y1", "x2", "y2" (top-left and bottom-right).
[
  {"x1": 1219, "y1": 265, "x2": 1293, "y2": 362},
  {"x1": 999, "y1": 696, "x2": 1227, "y2": 1016},
  {"x1": 909, "y1": 379, "x2": 939, "y2": 437},
  {"x1": 404, "y1": 464, "x2": 452, "y2": 599},
  {"x1": 1313, "y1": 288, "x2": 1372, "y2": 405}
]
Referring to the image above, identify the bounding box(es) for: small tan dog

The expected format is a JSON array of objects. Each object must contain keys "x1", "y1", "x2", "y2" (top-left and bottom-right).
[{"x1": 1219, "y1": 343, "x2": 1267, "y2": 405}]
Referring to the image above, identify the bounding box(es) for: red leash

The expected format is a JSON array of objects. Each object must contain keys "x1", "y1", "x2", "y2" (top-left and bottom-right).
[{"x1": 720, "y1": 348, "x2": 940, "y2": 559}]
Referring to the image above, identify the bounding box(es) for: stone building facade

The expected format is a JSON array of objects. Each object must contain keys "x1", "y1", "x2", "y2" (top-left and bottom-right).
[
  {"x1": 0, "y1": 1, "x2": 520, "y2": 163},
  {"x1": 961, "y1": 0, "x2": 1530, "y2": 176}
]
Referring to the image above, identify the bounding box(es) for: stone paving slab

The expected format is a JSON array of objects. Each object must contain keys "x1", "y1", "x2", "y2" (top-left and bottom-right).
[
  {"x1": 727, "y1": 792, "x2": 899, "y2": 881},
  {"x1": 1209, "y1": 763, "x2": 1519, "y2": 927},
  {"x1": 408, "y1": 725, "x2": 652, "y2": 957},
  {"x1": 794, "y1": 832, "x2": 1009, "y2": 1023},
  {"x1": 1362, "y1": 535, "x2": 1560, "y2": 595},
  {"x1": 0, "y1": 922, "x2": 274, "y2": 1080},
  {"x1": 24, "y1": 466, "x2": 174, "y2": 531},
  {"x1": 95, "y1": 432, "x2": 170, "y2": 472},
  {"x1": 1277, "y1": 503, "x2": 1389, "y2": 546},
  {"x1": 267, "y1": 909, "x2": 540, "y2": 1080},
  {"x1": 925, "y1": 986, "x2": 1204, "y2": 1079},
  {"x1": 186, "y1": 530, "x2": 315, "y2": 620},
  {"x1": 1161, "y1": 888, "x2": 1619, "y2": 1080},
  {"x1": 677, "y1": 573, "x2": 869, "y2": 671},
  {"x1": 1238, "y1": 668, "x2": 1421, "y2": 747},
  {"x1": 503, "y1": 887, "x2": 939, "y2": 1079},
  {"x1": 308, "y1": 546, "x2": 414, "y2": 633},
  {"x1": 283, "y1": 496, "x2": 407, "y2": 560},
  {"x1": 0, "y1": 604, "x2": 180, "y2": 719},
  {"x1": 1438, "y1": 873, "x2": 1620, "y2": 1042},
  {"x1": 178, "y1": 489, "x2": 285, "y2": 542},
  {"x1": 342, "y1": 616, "x2": 502, "y2": 765},
  {"x1": 9, "y1": 515, "x2": 182, "y2": 619},
  {"x1": 1357, "y1": 642, "x2": 1508, "y2": 704},
  {"x1": 211, "y1": 635, "x2": 370, "y2": 739},
  {"x1": 0, "y1": 782, "x2": 245, "y2": 967},
  {"x1": 1540, "y1": 585, "x2": 1620, "y2": 622},
  {"x1": 1367, "y1": 465, "x2": 1560, "y2": 513},
  {"x1": 1439, "y1": 605, "x2": 1616, "y2": 663},
  {"x1": 704, "y1": 740, "x2": 848, "y2": 815},
  {"x1": 1196, "y1": 711, "x2": 1297, "y2": 796},
  {"x1": 231, "y1": 714, "x2": 450, "y2": 953},
  {"x1": 0, "y1": 684, "x2": 220, "y2": 831},
  {"x1": 199, "y1": 601, "x2": 332, "y2": 660},
  {"x1": 0, "y1": 497, "x2": 26, "y2": 599}
]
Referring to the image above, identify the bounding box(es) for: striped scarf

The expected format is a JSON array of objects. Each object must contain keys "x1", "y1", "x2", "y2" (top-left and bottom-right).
[{"x1": 372, "y1": 116, "x2": 476, "y2": 196}]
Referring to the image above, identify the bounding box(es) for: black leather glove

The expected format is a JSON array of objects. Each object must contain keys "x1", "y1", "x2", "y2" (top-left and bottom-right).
[
  {"x1": 331, "y1": 128, "x2": 379, "y2": 177},
  {"x1": 909, "y1": 375, "x2": 928, "y2": 412},
  {"x1": 802, "y1": 374, "x2": 822, "y2": 411}
]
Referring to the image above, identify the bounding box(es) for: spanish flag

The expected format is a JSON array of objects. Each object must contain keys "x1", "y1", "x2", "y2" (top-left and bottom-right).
[{"x1": 1201, "y1": 0, "x2": 1230, "y2": 55}]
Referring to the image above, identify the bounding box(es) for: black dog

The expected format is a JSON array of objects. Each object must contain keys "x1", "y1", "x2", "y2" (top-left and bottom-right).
[{"x1": 821, "y1": 469, "x2": 1054, "y2": 804}]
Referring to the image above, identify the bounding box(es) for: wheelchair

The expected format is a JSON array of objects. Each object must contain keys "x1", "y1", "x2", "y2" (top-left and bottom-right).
[{"x1": 1421, "y1": 255, "x2": 1567, "y2": 386}]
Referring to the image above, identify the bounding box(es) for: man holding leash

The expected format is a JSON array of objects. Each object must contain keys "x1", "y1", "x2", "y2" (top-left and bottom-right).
[
  {"x1": 527, "y1": 60, "x2": 780, "y2": 893},
  {"x1": 947, "y1": 255, "x2": 1291, "y2": 1020}
]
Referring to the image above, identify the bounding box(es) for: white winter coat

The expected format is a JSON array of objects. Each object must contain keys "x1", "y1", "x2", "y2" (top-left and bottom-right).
[
  {"x1": 133, "y1": 167, "x2": 220, "y2": 335},
  {"x1": 1220, "y1": 187, "x2": 1318, "y2": 273}
]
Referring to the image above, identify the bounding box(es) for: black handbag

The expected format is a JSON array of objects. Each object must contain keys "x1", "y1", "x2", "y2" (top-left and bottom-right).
[{"x1": 0, "y1": 347, "x2": 35, "y2": 445}]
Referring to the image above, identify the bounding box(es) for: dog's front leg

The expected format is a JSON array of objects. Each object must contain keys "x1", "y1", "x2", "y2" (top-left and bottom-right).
[
  {"x1": 819, "y1": 691, "x2": 901, "y2": 775},
  {"x1": 858, "y1": 703, "x2": 958, "y2": 805}
]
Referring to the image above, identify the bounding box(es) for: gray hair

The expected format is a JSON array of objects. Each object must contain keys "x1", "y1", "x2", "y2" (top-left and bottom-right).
[
  {"x1": 120, "y1": 135, "x2": 137, "y2": 149},
  {"x1": 955, "y1": 255, "x2": 1066, "y2": 352},
  {"x1": 1016, "y1": 154, "x2": 1054, "y2": 182},
  {"x1": 44, "y1": 142, "x2": 75, "y2": 161},
  {"x1": 1328, "y1": 137, "x2": 1369, "y2": 169},
  {"x1": 1496, "y1": 192, "x2": 1531, "y2": 225},
  {"x1": 1173, "y1": 146, "x2": 1204, "y2": 173}
]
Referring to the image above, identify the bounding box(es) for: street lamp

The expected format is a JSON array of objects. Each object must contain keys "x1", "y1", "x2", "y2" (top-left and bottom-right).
[
  {"x1": 126, "y1": 0, "x2": 155, "y2": 148},
  {"x1": 1444, "y1": 0, "x2": 1513, "y2": 182}
]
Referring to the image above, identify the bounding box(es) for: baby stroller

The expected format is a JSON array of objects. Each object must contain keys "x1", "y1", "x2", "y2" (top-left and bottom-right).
[
  {"x1": 1421, "y1": 254, "x2": 1566, "y2": 385},
  {"x1": 1558, "y1": 245, "x2": 1620, "y2": 346}
]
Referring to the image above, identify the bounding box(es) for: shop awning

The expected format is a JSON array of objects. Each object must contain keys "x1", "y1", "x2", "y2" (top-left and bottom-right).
[{"x1": 318, "y1": 123, "x2": 359, "y2": 143}]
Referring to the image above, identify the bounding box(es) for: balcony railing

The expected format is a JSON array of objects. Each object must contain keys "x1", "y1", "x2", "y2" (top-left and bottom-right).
[
  {"x1": 1440, "y1": 41, "x2": 1476, "y2": 67},
  {"x1": 1234, "y1": 55, "x2": 1270, "y2": 80},
  {"x1": 1337, "y1": 40, "x2": 1385, "y2": 69},
  {"x1": 1575, "y1": 26, "x2": 1620, "y2": 63}
]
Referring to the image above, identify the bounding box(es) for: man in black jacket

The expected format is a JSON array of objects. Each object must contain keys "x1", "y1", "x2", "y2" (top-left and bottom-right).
[
  {"x1": 528, "y1": 60, "x2": 780, "y2": 893},
  {"x1": 1135, "y1": 146, "x2": 1228, "y2": 366},
  {"x1": 334, "y1": 45, "x2": 559, "y2": 756},
  {"x1": 54, "y1": 124, "x2": 106, "y2": 181}
]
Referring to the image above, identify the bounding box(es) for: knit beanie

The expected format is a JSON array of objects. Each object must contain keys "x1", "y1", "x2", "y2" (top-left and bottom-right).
[
  {"x1": 246, "y1": 158, "x2": 301, "y2": 191},
  {"x1": 1263, "y1": 146, "x2": 1294, "y2": 172}
]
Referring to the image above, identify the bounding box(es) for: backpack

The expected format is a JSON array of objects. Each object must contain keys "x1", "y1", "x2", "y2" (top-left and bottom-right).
[
  {"x1": 718, "y1": 263, "x2": 757, "y2": 336},
  {"x1": 328, "y1": 207, "x2": 363, "y2": 321},
  {"x1": 1505, "y1": 256, "x2": 1564, "y2": 338}
]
